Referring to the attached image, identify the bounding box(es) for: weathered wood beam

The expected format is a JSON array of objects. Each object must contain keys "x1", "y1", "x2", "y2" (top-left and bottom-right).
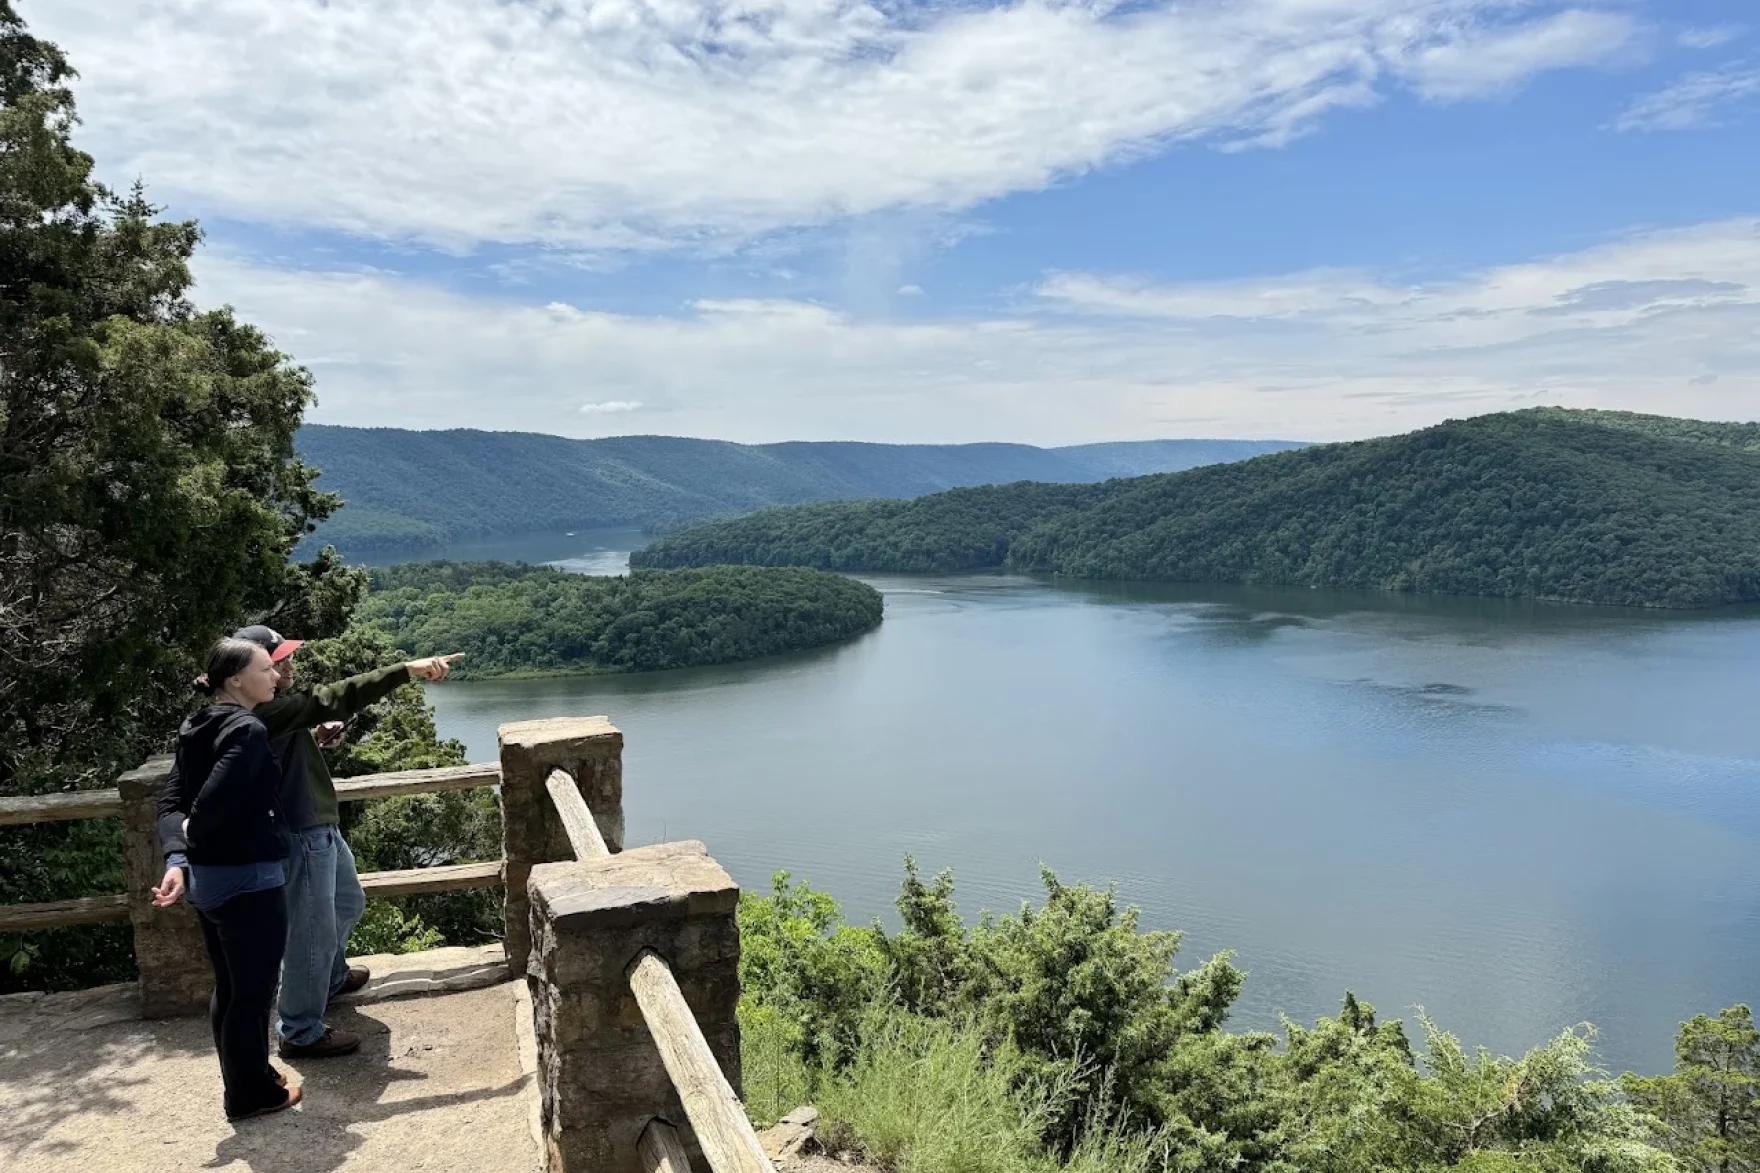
[
  {"x1": 640, "y1": 1118, "x2": 696, "y2": 1173},
  {"x1": 357, "y1": 860, "x2": 504, "y2": 899},
  {"x1": 0, "y1": 762, "x2": 500, "y2": 829},
  {"x1": 544, "y1": 768, "x2": 609, "y2": 861},
  {"x1": 0, "y1": 789, "x2": 123, "y2": 826},
  {"x1": 334, "y1": 762, "x2": 500, "y2": 804},
  {"x1": 629, "y1": 949, "x2": 776, "y2": 1173},
  {"x1": 0, "y1": 893, "x2": 130, "y2": 932}
]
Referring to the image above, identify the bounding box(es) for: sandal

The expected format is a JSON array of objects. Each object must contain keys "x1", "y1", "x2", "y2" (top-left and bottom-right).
[{"x1": 227, "y1": 1085, "x2": 302, "y2": 1122}]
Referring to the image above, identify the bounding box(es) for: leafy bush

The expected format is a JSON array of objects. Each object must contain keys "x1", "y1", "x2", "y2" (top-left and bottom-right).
[
  {"x1": 736, "y1": 863, "x2": 1715, "y2": 1173},
  {"x1": 738, "y1": 872, "x2": 892, "y2": 1072},
  {"x1": 347, "y1": 900, "x2": 445, "y2": 956},
  {"x1": 740, "y1": 1000, "x2": 817, "y2": 1128}
]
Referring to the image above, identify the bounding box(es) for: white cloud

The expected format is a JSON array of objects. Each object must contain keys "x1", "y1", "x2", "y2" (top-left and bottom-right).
[
  {"x1": 38, "y1": 0, "x2": 1636, "y2": 251},
  {"x1": 1678, "y1": 26, "x2": 1743, "y2": 51},
  {"x1": 1037, "y1": 217, "x2": 1760, "y2": 333},
  {"x1": 193, "y1": 219, "x2": 1760, "y2": 444},
  {"x1": 579, "y1": 400, "x2": 644, "y2": 414},
  {"x1": 1390, "y1": 9, "x2": 1636, "y2": 102},
  {"x1": 897, "y1": 284, "x2": 925, "y2": 297},
  {"x1": 1615, "y1": 64, "x2": 1760, "y2": 131}
]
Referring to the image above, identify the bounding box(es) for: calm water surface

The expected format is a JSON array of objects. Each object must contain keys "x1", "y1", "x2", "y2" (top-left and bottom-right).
[{"x1": 413, "y1": 530, "x2": 1760, "y2": 1075}]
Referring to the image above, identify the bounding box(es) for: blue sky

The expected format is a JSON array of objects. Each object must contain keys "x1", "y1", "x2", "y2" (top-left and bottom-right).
[{"x1": 38, "y1": 0, "x2": 1760, "y2": 443}]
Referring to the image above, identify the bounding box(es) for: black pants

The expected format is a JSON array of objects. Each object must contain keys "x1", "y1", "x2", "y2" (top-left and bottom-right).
[{"x1": 195, "y1": 884, "x2": 288, "y2": 1116}]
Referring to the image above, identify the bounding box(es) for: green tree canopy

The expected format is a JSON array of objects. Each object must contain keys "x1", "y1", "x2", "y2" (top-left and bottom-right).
[
  {"x1": 1624, "y1": 1005, "x2": 1760, "y2": 1172},
  {"x1": 356, "y1": 562, "x2": 884, "y2": 677},
  {"x1": 0, "y1": 0, "x2": 353, "y2": 985},
  {"x1": 0, "y1": 0, "x2": 346, "y2": 795}
]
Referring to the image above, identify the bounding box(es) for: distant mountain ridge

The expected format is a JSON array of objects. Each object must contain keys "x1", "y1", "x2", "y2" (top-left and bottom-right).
[
  {"x1": 632, "y1": 409, "x2": 1760, "y2": 609},
  {"x1": 295, "y1": 426, "x2": 1303, "y2": 554}
]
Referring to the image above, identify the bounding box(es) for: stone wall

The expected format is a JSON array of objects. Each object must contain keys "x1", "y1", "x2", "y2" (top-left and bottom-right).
[
  {"x1": 526, "y1": 840, "x2": 741, "y2": 1173},
  {"x1": 500, "y1": 717, "x2": 625, "y2": 978}
]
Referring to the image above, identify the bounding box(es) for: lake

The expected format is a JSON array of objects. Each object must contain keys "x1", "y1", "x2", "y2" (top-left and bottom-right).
[{"x1": 401, "y1": 529, "x2": 1760, "y2": 1075}]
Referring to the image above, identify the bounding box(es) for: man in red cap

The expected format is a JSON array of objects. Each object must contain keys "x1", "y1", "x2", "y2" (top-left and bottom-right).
[{"x1": 226, "y1": 626, "x2": 461, "y2": 1058}]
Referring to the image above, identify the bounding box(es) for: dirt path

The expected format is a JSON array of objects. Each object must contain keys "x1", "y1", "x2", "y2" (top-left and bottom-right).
[{"x1": 0, "y1": 980, "x2": 536, "y2": 1173}]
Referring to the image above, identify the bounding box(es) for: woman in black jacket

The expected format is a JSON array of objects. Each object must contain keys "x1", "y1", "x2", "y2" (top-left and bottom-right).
[{"x1": 152, "y1": 637, "x2": 301, "y2": 1120}]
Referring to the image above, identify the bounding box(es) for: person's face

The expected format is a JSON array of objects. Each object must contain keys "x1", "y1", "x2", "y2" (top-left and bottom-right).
[
  {"x1": 225, "y1": 647, "x2": 278, "y2": 708},
  {"x1": 274, "y1": 655, "x2": 296, "y2": 692}
]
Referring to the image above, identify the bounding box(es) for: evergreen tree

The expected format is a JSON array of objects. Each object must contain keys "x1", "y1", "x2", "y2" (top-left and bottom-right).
[
  {"x1": 0, "y1": 0, "x2": 344, "y2": 985},
  {"x1": 1625, "y1": 1006, "x2": 1760, "y2": 1172}
]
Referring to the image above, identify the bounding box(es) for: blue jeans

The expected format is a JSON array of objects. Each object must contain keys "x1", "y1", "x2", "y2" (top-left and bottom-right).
[{"x1": 276, "y1": 824, "x2": 366, "y2": 1045}]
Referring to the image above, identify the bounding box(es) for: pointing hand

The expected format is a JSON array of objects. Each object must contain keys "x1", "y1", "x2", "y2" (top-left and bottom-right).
[{"x1": 406, "y1": 653, "x2": 465, "y2": 682}]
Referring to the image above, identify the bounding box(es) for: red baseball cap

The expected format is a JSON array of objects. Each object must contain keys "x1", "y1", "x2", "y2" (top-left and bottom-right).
[{"x1": 234, "y1": 624, "x2": 304, "y2": 662}]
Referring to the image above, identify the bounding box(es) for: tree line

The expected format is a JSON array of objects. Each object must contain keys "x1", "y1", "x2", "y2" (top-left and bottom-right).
[
  {"x1": 296, "y1": 425, "x2": 1297, "y2": 557},
  {"x1": 637, "y1": 410, "x2": 1760, "y2": 609}
]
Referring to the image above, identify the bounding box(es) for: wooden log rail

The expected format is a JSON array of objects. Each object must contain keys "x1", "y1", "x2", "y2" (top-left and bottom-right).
[
  {"x1": 0, "y1": 762, "x2": 501, "y2": 827},
  {"x1": 641, "y1": 1120, "x2": 696, "y2": 1173},
  {"x1": 540, "y1": 762, "x2": 775, "y2": 1173},
  {"x1": 545, "y1": 767, "x2": 610, "y2": 861},
  {"x1": 629, "y1": 950, "x2": 774, "y2": 1173},
  {"x1": 0, "y1": 762, "x2": 505, "y2": 934}
]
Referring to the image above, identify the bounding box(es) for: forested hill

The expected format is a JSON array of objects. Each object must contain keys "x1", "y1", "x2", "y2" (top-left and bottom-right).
[
  {"x1": 295, "y1": 426, "x2": 1301, "y2": 553},
  {"x1": 632, "y1": 409, "x2": 1760, "y2": 608},
  {"x1": 356, "y1": 563, "x2": 883, "y2": 676}
]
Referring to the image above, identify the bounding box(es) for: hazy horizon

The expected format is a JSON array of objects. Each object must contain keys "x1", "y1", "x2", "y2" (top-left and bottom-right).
[{"x1": 299, "y1": 422, "x2": 1314, "y2": 449}]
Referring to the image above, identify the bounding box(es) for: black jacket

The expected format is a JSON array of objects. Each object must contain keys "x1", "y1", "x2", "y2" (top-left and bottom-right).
[
  {"x1": 156, "y1": 704, "x2": 290, "y2": 866},
  {"x1": 155, "y1": 664, "x2": 411, "y2": 837}
]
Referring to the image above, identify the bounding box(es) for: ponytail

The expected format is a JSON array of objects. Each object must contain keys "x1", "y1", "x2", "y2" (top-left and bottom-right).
[{"x1": 198, "y1": 638, "x2": 261, "y2": 700}]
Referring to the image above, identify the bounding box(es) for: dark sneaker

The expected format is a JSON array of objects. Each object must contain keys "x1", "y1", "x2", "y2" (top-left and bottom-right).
[
  {"x1": 278, "y1": 1027, "x2": 361, "y2": 1059},
  {"x1": 227, "y1": 1085, "x2": 303, "y2": 1121},
  {"x1": 332, "y1": 966, "x2": 371, "y2": 997}
]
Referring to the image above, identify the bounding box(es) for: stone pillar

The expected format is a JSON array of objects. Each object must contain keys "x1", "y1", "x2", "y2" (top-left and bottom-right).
[
  {"x1": 527, "y1": 841, "x2": 742, "y2": 1173},
  {"x1": 500, "y1": 717, "x2": 624, "y2": 977},
  {"x1": 117, "y1": 755, "x2": 211, "y2": 1017}
]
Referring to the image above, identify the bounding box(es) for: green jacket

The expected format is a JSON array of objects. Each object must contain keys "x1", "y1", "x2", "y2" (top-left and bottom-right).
[{"x1": 255, "y1": 664, "x2": 412, "y2": 830}]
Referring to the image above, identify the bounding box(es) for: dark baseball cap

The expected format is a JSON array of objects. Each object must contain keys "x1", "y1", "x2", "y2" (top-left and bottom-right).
[{"x1": 234, "y1": 624, "x2": 304, "y2": 662}]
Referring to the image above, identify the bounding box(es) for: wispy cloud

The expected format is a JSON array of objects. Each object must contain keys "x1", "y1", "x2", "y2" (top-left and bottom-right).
[
  {"x1": 1036, "y1": 220, "x2": 1760, "y2": 335},
  {"x1": 1679, "y1": 26, "x2": 1744, "y2": 51},
  {"x1": 1391, "y1": 9, "x2": 1636, "y2": 102},
  {"x1": 1615, "y1": 64, "x2": 1760, "y2": 131},
  {"x1": 195, "y1": 220, "x2": 1760, "y2": 444},
  {"x1": 579, "y1": 400, "x2": 644, "y2": 415},
  {"x1": 39, "y1": 1, "x2": 1637, "y2": 252}
]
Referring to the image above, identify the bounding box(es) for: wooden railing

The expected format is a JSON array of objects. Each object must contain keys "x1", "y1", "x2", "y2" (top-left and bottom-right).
[{"x1": 0, "y1": 762, "x2": 506, "y2": 937}]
